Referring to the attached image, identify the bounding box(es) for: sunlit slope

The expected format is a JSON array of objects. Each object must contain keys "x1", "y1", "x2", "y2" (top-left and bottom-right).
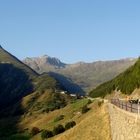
[
  {"x1": 30, "y1": 100, "x2": 111, "y2": 140},
  {"x1": 90, "y1": 58, "x2": 140, "y2": 98}
]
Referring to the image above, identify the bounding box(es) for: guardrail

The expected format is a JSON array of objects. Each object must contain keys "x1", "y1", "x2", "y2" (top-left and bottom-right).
[{"x1": 111, "y1": 99, "x2": 140, "y2": 114}]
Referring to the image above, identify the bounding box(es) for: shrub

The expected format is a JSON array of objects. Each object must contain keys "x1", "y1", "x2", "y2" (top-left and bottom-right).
[
  {"x1": 46, "y1": 93, "x2": 67, "y2": 112},
  {"x1": 54, "y1": 115, "x2": 64, "y2": 122},
  {"x1": 65, "y1": 121, "x2": 76, "y2": 130},
  {"x1": 87, "y1": 99, "x2": 92, "y2": 104},
  {"x1": 81, "y1": 105, "x2": 90, "y2": 114},
  {"x1": 41, "y1": 130, "x2": 53, "y2": 140},
  {"x1": 53, "y1": 125, "x2": 65, "y2": 135},
  {"x1": 98, "y1": 100, "x2": 104, "y2": 107},
  {"x1": 42, "y1": 108, "x2": 49, "y2": 113},
  {"x1": 30, "y1": 127, "x2": 40, "y2": 136}
]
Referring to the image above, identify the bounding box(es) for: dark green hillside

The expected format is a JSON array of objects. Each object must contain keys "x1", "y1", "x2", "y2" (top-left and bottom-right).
[
  {"x1": 0, "y1": 46, "x2": 62, "y2": 110},
  {"x1": 0, "y1": 46, "x2": 68, "y2": 138},
  {"x1": 0, "y1": 46, "x2": 37, "y2": 109},
  {"x1": 0, "y1": 63, "x2": 34, "y2": 108},
  {"x1": 90, "y1": 57, "x2": 140, "y2": 98}
]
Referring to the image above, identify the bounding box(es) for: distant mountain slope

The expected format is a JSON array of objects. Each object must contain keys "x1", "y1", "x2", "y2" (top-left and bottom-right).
[
  {"x1": 0, "y1": 46, "x2": 62, "y2": 110},
  {"x1": 58, "y1": 59, "x2": 137, "y2": 92},
  {"x1": 89, "y1": 58, "x2": 140, "y2": 98},
  {"x1": 23, "y1": 55, "x2": 136, "y2": 92},
  {"x1": 48, "y1": 72, "x2": 85, "y2": 94}
]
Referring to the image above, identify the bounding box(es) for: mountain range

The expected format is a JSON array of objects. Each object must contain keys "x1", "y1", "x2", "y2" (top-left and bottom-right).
[{"x1": 23, "y1": 55, "x2": 137, "y2": 93}]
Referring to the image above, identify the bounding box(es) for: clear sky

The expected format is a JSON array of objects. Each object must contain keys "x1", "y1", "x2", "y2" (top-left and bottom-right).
[{"x1": 0, "y1": 0, "x2": 140, "y2": 63}]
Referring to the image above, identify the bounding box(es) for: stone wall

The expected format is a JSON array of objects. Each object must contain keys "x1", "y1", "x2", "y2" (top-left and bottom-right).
[{"x1": 108, "y1": 103, "x2": 140, "y2": 140}]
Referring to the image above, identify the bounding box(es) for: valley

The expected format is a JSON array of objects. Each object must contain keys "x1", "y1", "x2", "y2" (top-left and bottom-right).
[
  {"x1": 0, "y1": 46, "x2": 140, "y2": 140},
  {"x1": 23, "y1": 55, "x2": 136, "y2": 93},
  {"x1": 1, "y1": 1, "x2": 139, "y2": 140}
]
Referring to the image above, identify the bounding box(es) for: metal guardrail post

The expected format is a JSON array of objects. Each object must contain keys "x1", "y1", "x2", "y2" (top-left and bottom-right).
[
  {"x1": 138, "y1": 99, "x2": 140, "y2": 116},
  {"x1": 119, "y1": 100, "x2": 120, "y2": 108}
]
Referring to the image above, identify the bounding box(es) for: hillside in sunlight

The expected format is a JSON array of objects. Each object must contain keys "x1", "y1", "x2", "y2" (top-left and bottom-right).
[{"x1": 90, "y1": 57, "x2": 140, "y2": 98}]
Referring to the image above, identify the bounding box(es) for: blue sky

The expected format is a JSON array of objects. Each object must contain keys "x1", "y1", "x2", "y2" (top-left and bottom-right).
[{"x1": 0, "y1": 0, "x2": 140, "y2": 63}]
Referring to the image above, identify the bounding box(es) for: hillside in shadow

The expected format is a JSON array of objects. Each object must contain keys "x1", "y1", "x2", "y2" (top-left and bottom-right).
[
  {"x1": 48, "y1": 72, "x2": 85, "y2": 95},
  {"x1": 0, "y1": 64, "x2": 71, "y2": 139},
  {"x1": 0, "y1": 63, "x2": 34, "y2": 110},
  {"x1": 0, "y1": 63, "x2": 34, "y2": 139}
]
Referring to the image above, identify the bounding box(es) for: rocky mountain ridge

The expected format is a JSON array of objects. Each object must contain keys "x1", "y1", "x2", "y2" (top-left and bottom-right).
[{"x1": 23, "y1": 55, "x2": 137, "y2": 93}]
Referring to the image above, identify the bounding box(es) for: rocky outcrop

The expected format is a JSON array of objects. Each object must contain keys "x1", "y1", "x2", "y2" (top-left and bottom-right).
[{"x1": 23, "y1": 55, "x2": 66, "y2": 71}]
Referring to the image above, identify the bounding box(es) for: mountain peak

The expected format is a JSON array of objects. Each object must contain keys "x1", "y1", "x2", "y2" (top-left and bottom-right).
[
  {"x1": 23, "y1": 55, "x2": 66, "y2": 71},
  {"x1": 41, "y1": 54, "x2": 49, "y2": 58}
]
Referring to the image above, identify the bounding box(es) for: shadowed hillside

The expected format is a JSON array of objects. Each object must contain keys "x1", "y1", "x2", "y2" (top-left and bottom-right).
[
  {"x1": 0, "y1": 63, "x2": 34, "y2": 109},
  {"x1": 48, "y1": 72, "x2": 85, "y2": 95},
  {"x1": 0, "y1": 46, "x2": 69, "y2": 139},
  {"x1": 0, "y1": 47, "x2": 63, "y2": 111}
]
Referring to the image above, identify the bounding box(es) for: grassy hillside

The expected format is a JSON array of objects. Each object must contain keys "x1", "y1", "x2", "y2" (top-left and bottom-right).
[
  {"x1": 0, "y1": 47, "x2": 63, "y2": 111},
  {"x1": 0, "y1": 98, "x2": 88, "y2": 139},
  {"x1": 29, "y1": 99, "x2": 111, "y2": 140},
  {"x1": 0, "y1": 47, "x2": 71, "y2": 139},
  {"x1": 50, "y1": 104, "x2": 111, "y2": 140},
  {"x1": 5, "y1": 98, "x2": 111, "y2": 140},
  {"x1": 90, "y1": 58, "x2": 140, "y2": 98}
]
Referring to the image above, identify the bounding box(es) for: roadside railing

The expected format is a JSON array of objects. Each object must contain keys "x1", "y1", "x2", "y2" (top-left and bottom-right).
[{"x1": 111, "y1": 99, "x2": 140, "y2": 114}]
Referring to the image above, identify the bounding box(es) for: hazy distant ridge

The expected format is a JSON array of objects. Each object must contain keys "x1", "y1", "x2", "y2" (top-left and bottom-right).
[{"x1": 23, "y1": 55, "x2": 137, "y2": 93}]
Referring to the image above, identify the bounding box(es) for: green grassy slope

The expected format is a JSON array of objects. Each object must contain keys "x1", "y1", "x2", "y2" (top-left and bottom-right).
[{"x1": 90, "y1": 58, "x2": 140, "y2": 98}]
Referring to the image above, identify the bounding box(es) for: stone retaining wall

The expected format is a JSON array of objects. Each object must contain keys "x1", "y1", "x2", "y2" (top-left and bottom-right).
[{"x1": 108, "y1": 103, "x2": 140, "y2": 140}]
